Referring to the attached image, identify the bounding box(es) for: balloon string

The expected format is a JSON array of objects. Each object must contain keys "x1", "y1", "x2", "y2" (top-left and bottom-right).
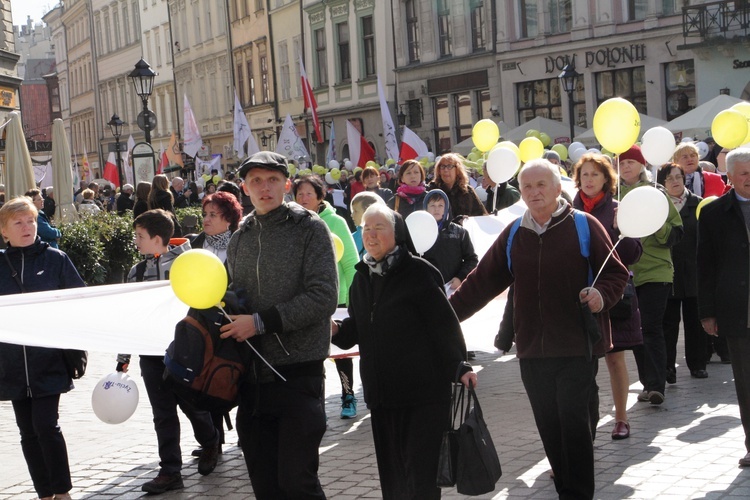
[
  {"x1": 217, "y1": 304, "x2": 288, "y2": 382},
  {"x1": 616, "y1": 153, "x2": 621, "y2": 202},
  {"x1": 590, "y1": 237, "x2": 622, "y2": 290}
]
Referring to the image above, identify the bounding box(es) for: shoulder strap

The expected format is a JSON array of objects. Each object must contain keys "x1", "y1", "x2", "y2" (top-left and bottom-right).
[
  {"x1": 505, "y1": 217, "x2": 522, "y2": 275},
  {"x1": 134, "y1": 261, "x2": 147, "y2": 282},
  {"x1": 3, "y1": 252, "x2": 25, "y2": 292},
  {"x1": 572, "y1": 210, "x2": 593, "y2": 286}
]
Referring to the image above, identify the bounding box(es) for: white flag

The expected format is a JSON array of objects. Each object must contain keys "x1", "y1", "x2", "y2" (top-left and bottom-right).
[
  {"x1": 378, "y1": 77, "x2": 399, "y2": 162},
  {"x1": 233, "y1": 91, "x2": 253, "y2": 158},
  {"x1": 183, "y1": 94, "x2": 203, "y2": 158},
  {"x1": 275, "y1": 114, "x2": 310, "y2": 163}
]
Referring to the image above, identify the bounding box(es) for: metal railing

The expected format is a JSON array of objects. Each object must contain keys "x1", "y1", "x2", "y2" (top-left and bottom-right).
[{"x1": 682, "y1": 0, "x2": 750, "y2": 42}]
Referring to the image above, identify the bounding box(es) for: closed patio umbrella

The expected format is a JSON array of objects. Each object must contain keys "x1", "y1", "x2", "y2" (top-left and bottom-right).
[
  {"x1": 51, "y1": 118, "x2": 79, "y2": 224},
  {"x1": 4, "y1": 111, "x2": 35, "y2": 199}
]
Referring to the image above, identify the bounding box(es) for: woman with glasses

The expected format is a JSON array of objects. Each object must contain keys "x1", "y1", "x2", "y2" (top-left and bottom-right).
[
  {"x1": 428, "y1": 153, "x2": 486, "y2": 220},
  {"x1": 656, "y1": 163, "x2": 708, "y2": 381}
]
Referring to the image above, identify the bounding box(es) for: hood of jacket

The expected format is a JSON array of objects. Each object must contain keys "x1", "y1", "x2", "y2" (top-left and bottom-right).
[{"x1": 423, "y1": 189, "x2": 450, "y2": 229}]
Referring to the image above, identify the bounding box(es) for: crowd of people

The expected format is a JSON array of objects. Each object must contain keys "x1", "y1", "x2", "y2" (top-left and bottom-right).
[{"x1": 1, "y1": 138, "x2": 750, "y2": 499}]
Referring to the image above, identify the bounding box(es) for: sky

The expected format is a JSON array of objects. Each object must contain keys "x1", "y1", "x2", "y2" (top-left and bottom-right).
[{"x1": 9, "y1": 0, "x2": 54, "y2": 27}]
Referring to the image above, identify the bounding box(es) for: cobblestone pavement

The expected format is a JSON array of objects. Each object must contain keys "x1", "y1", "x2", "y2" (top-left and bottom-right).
[{"x1": 2, "y1": 337, "x2": 750, "y2": 499}]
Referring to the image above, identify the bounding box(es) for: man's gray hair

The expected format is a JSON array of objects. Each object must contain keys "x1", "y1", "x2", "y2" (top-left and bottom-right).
[
  {"x1": 171, "y1": 176, "x2": 184, "y2": 185},
  {"x1": 45, "y1": 186, "x2": 53, "y2": 194},
  {"x1": 517, "y1": 159, "x2": 562, "y2": 188},
  {"x1": 362, "y1": 203, "x2": 396, "y2": 231},
  {"x1": 727, "y1": 148, "x2": 750, "y2": 175}
]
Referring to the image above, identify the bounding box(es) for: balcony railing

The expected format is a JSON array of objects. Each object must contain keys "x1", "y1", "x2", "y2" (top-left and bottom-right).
[{"x1": 682, "y1": 0, "x2": 750, "y2": 43}]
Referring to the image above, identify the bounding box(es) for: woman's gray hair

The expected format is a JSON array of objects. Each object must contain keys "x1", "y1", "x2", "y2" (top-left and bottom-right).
[
  {"x1": 727, "y1": 148, "x2": 750, "y2": 175},
  {"x1": 362, "y1": 203, "x2": 396, "y2": 231},
  {"x1": 517, "y1": 159, "x2": 562, "y2": 188}
]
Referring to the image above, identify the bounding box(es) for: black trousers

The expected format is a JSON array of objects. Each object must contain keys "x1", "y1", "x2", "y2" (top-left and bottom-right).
[
  {"x1": 12, "y1": 394, "x2": 72, "y2": 498},
  {"x1": 236, "y1": 375, "x2": 327, "y2": 500},
  {"x1": 633, "y1": 283, "x2": 670, "y2": 394},
  {"x1": 664, "y1": 296, "x2": 707, "y2": 372},
  {"x1": 520, "y1": 356, "x2": 597, "y2": 500},
  {"x1": 140, "y1": 356, "x2": 219, "y2": 475},
  {"x1": 370, "y1": 402, "x2": 446, "y2": 500},
  {"x1": 727, "y1": 336, "x2": 750, "y2": 452},
  {"x1": 335, "y1": 357, "x2": 355, "y2": 397}
]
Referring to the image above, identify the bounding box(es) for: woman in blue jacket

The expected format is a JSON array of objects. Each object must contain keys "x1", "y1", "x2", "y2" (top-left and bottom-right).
[{"x1": 0, "y1": 196, "x2": 85, "y2": 500}]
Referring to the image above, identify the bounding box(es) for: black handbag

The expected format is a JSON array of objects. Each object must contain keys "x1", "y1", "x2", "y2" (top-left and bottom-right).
[
  {"x1": 609, "y1": 277, "x2": 636, "y2": 320},
  {"x1": 436, "y1": 380, "x2": 465, "y2": 488},
  {"x1": 3, "y1": 252, "x2": 87, "y2": 379},
  {"x1": 455, "y1": 382, "x2": 502, "y2": 495}
]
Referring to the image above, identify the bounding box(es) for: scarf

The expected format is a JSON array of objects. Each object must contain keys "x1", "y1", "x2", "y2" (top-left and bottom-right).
[
  {"x1": 363, "y1": 246, "x2": 401, "y2": 276},
  {"x1": 396, "y1": 184, "x2": 426, "y2": 204},
  {"x1": 579, "y1": 191, "x2": 605, "y2": 213},
  {"x1": 205, "y1": 230, "x2": 232, "y2": 250},
  {"x1": 669, "y1": 188, "x2": 688, "y2": 212}
]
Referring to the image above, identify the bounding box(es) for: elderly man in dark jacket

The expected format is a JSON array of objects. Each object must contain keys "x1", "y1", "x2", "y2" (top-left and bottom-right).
[
  {"x1": 450, "y1": 159, "x2": 628, "y2": 499},
  {"x1": 698, "y1": 148, "x2": 750, "y2": 467}
]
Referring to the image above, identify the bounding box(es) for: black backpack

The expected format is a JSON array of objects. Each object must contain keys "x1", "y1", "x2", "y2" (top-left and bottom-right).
[{"x1": 163, "y1": 295, "x2": 246, "y2": 412}]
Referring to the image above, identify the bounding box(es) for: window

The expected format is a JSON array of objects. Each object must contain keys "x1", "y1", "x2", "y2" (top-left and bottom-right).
[
  {"x1": 123, "y1": 4, "x2": 131, "y2": 44},
  {"x1": 104, "y1": 13, "x2": 111, "y2": 52},
  {"x1": 248, "y1": 59, "x2": 256, "y2": 105},
  {"x1": 205, "y1": 3, "x2": 213, "y2": 39},
  {"x1": 255, "y1": 0, "x2": 263, "y2": 11},
  {"x1": 362, "y1": 16, "x2": 376, "y2": 77},
  {"x1": 596, "y1": 67, "x2": 647, "y2": 114},
  {"x1": 407, "y1": 98, "x2": 422, "y2": 127},
  {"x1": 164, "y1": 27, "x2": 172, "y2": 64},
  {"x1": 437, "y1": 0, "x2": 452, "y2": 56},
  {"x1": 470, "y1": 1, "x2": 485, "y2": 51},
  {"x1": 662, "y1": 0, "x2": 676, "y2": 15},
  {"x1": 155, "y1": 28, "x2": 162, "y2": 67},
  {"x1": 132, "y1": 1, "x2": 141, "y2": 40},
  {"x1": 337, "y1": 22, "x2": 351, "y2": 82},
  {"x1": 628, "y1": 0, "x2": 648, "y2": 21},
  {"x1": 195, "y1": 10, "x2": 202, "y2": 44},
  {"x1": 217, "y1": 1, "x2": 226, "y2": 34},
  {"x1": 665, "y1": 60, "x2": 696, "y2": 121},
  {"x1": 279, "y1": 40, "x2": 290, "y2": 100},
  {"x1": 549, "y1": 0, "x2": 571, "y2": 34},
  {"x1": 517, "y1": 78, "x2": 563, "y2": 124},
  {"x1": 520, "y1": 0, "x2": 538, "y2": 38},
  {"x1": 455, "y1": 93, "x2": 473, "y2": 142},
  {"x1": 95, "y1": 18, "x2": 103, "y2": 53},
  {"x1": 405, "y1": 0, "x2": 419, "y2": 62},
  {"x1": 261, "y1": 55, "x2": 269, "y2": 103},
  {"x1": 113, "y1": 10, "x2": 121, "y2": 49},
  {"x1": 237, "y1": 63, "x2": 245, "y2": 104},
  {"x1": 315, "y1": 28, "x2": 328, "y2": 86},
  {"x1": 293, "y1": 36, "x2": 302, "y2": 97},
  {"x1": 478, "y1": 89, "x2": 491, "y2": 119},
  {"x1": 434, "y1": 95, "x2": 451, "y2": 153}
]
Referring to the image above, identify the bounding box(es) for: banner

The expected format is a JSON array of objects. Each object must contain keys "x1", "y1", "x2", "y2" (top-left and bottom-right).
[
  {"x1": 378, "y1": 77, "x2": 399, "y2": 162},
  {"x1": 183, "y1": 94, "x2": 203, "y2": 158},
  {"x1": 275, "y1": 114, "x2": 310, "y2": 162}
]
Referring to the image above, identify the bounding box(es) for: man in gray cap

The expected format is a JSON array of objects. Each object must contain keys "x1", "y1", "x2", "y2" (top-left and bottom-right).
[{"x1": 220, "y1": 151, "x2": 338, "y2": 499}]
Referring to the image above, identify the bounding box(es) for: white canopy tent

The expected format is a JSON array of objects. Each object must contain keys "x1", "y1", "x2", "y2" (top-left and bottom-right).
[
  {"x1": 503, "y1": 116, "x2": 585, "y2": 144},
  {"x1": 452, "y1": 120, "x2": 511, "y2": 156},
  {"x1": 665, "y1": 94, "x2": 746, "y2": 140}
]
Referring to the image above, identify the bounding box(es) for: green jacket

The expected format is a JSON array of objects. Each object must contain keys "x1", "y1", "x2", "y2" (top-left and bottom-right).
[
  {"x1": 319, "y1": 201, "x2": 359, "y2": 305},
  {"x1": 618, "y1": 181, "x2": 683, "y2": 286}
]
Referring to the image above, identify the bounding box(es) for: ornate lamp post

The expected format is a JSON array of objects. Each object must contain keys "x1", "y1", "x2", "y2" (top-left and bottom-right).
[
  {"x1": 558, "y1": 62, "x2": 581, "y2": 144},
  {"x1": 108, "y1": 114, "x2": 125, "y2": 188},
  {"x1": 128, "y1": 58, "x2": 157, "y2": 144}
]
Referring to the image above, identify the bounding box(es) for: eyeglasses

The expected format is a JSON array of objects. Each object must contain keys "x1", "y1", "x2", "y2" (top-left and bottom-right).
[{"x1": 439, "y1": 164, "x2": 457, "y2": 170}]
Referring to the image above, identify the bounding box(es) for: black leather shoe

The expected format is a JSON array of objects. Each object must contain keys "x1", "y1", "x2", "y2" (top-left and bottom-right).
[
  {"x1": 141, "y1": 472, "x2": 183, "y2": 494},
  {"x1": 192, "y1": 444, "x2": 223, "y2": 457},
  {"x1": 666, "y1": 368, "x2": 677, "y2": 384},
  {"x1": 691, "y1": 369, "x2": 709, "y2": 378},
  {"x1": 198, "y1": 442, "x2": 221, "y2": 476}
]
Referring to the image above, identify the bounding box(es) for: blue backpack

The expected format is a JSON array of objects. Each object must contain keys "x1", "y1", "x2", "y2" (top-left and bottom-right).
[{"x1": 505, "y1": 210, "x2": 593, "y2": 285}]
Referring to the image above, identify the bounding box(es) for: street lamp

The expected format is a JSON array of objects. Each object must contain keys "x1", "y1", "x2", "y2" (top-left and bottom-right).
[
  {"x1": 128, "y1": 58, "x2": 157, "y2": 144},
  {"x1": 558, "y1": 62, "x2": 580, "y2": 144},
  {"x1": 259, "y1": 131, "x2": 272, "y2": 148},
  {"x1": 108, "y1": 113, "x2": 125, "y2": 188}
]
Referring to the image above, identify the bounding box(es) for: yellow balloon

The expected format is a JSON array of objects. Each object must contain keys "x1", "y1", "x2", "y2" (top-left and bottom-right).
[
  {"x1": 472, "y1": 119, "x2": 500, "y2": 152},
  {"x1": 540, "y1": 132, "x2": 552, "y2": 147},
  {"x1": 593, "y1": 98, "x2": 641, "y2": 154},
  {"x1": 551, "y1": 144, "x2": 568, "y2": 161},
  {"x1": 331, "y1": 234, "x2": 344, "y2": 263},
  {"x1": 493, "y1": 140, "x2": 521, "y2": 157},
  {"x1": 712, "y1": 110, "x2": 748, "y2": 149},
  {"x1": 526, "y1": 129, "x2": 541, "y2": 139},
  {"x1": 696, "y1": 196, "x2": 718, "y2": 219},
  {"x1": 729, "y1": 103, "x2": 750, "y2": 145},
  {"x1": 519, "y1": 137, "x2": 545, "y2": 163},
  {"x1": 170, "y1": 249, "x2": 228, "y2": 309}
]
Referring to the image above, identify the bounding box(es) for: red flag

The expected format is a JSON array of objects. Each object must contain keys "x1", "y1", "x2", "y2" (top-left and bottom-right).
[
  {"x1": 300, "y1": 54, "x2": 322, "y2": 143},
  {"x1": 103, "y1": 152, "x2": 120, "y2": 188},
  {"x1": 158, "y1": 147, "x2": 168, "y2": 174},
  {"x1": 399, "y1": 126, "x2": 429, "y2": 161},
  {"x1": 346, "y1": 120, "x2": 375, "y2": 168}
]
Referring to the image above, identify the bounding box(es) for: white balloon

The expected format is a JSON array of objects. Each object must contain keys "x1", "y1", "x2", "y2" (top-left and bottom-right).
[
  {"x1": 569, "y1": 142, "x2": 586, "y2": 154},
  {"x1": 405, "y1": 210, "x2": 438, "y2": 255},
  {"x1": 328, "y1": 160, "x2": 340, "y2": 170},
  {"x1": 587, "y1": 148, "x2": 601, "y2": 154},
  {"x1": 696, "y1": 141, "x2": 709, "y2": 160},
  {"x1": 486, "y1": 147, "x2": 520, "y2": 184},
  {"x1": 681, "y1": 136, "x2": 694, "y2": 143},
  {"x1": 325, "y1": 172, "x2": 335, "y2": 185},
  {"x1": 426, "y1": 152, "x2": 435, "y2": 161},
  {"x1": 474, "y1": 186, "x2": 488, "y2": 203},
  {"x1": 344, "y1": 160, "x2": 352, "y2": 170},
  {"x1": 641, "y1": 126, "x2": 676, "y2": 166},
  {"x1": 91, "y1": 372, "x2": 139, "y2": 425},
  {"x1": 569, "y1": 147, "x2": 586, "y2": 164},
  {"x1": 617, "y1": 186, "x2": 669, "y2": 238}
]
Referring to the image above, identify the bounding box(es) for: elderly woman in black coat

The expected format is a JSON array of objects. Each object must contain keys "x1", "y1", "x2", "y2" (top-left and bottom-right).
[
  {"x1": 0, "y1": 197, "x2": 85, "y2": 500},
  {"x1": 332, "y1": 204, "x2": 476, "y2": 499}
]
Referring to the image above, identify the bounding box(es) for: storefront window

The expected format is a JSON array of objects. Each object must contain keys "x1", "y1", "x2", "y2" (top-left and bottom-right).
[
  {"x1": 455, "y1": 93, "x2": 473, "y2": 142},
  {"x1": 595, "y1": 67, "x2": 647, "y2": 115},
  {"x1": 434, "y1": 95, "x2": 451, "y2": 153},
  {"x1": 517, "y1": 78, "x2": 562, "y2": 124},
  {"x1": 665, "y1": 60, "x2": 695, "y2": 121},
  {"x1": 478, "y1": 89, "x2": 491, "y2": 119}
]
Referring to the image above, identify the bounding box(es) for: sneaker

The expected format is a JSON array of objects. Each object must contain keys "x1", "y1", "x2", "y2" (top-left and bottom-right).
[
  {"x1": 198, "y1": 441, "x2": 221, "y2": 476},
  {"x1": 340, "y1": 394, "x2": 357, "y2": 419},
  {"x1": 648, "y1": 391, "x2": 665, "y2": 405},
  {"x1": 637, "y1": 390, "x2": 649, "y2": 402},
  {"x1": 141, "y1": 472, "x2": 184, "y2": 494}
]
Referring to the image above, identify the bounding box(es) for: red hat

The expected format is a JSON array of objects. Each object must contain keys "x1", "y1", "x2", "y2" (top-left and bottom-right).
[{"x1": 619, "y1": 144, "x2": 646, "y2": 165}]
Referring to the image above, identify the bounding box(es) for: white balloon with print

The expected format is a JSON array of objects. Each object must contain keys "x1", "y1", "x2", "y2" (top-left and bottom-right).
[
  {"x1": 91, "y1": 372, "x2": 140, "y2": 425},
  {"x1": 696, "y1": 141, "x2": 709, "y2": 160}
]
